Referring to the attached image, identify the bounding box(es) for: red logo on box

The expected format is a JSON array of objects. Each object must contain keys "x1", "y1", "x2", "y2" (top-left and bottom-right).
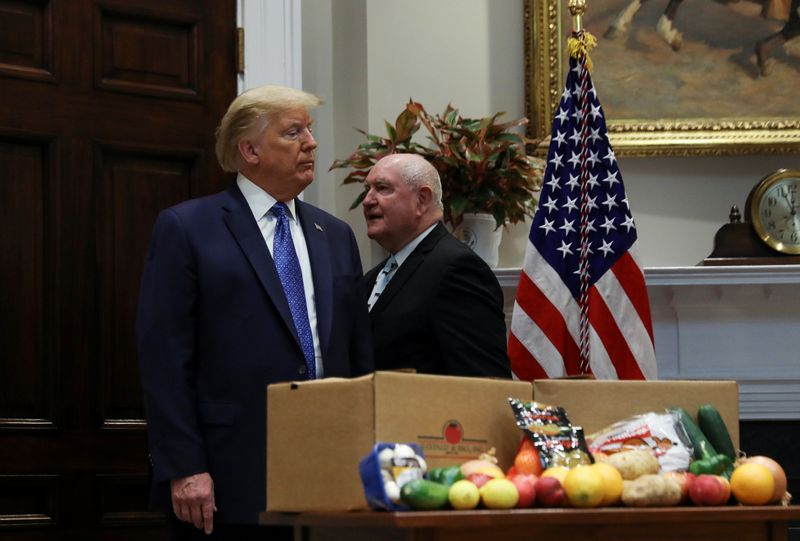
[{"x1": 417, "y1": 420, "x2": 488, "y2": 459}]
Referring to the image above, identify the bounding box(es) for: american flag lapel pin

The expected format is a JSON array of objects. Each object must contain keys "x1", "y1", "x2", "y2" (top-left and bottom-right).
[{"x1": 314, "y1": 222, "x2": 324, "y2": 232}]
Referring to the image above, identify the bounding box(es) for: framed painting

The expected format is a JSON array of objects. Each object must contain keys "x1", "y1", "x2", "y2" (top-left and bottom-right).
[{"x1": 524, "y1": 0, "x2": 800, "y2": 156}]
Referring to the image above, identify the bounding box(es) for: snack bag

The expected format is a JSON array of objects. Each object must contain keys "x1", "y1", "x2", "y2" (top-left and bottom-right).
[
  {"x1": 509, "y1": 398, "x2": 593, "y2": 470},
  {"x1": 587, "y1": 410, "x2": 693, "y2": 472}
]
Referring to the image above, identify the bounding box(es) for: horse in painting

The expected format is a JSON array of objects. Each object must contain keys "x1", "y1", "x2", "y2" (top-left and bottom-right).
[{"x1": 604, "y1": 0, "x2": 799, "y2": 76}]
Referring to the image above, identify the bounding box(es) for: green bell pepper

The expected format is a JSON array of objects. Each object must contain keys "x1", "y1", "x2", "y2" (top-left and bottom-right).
[
  {"x1": 688, "y1": 440, "x2": 734, "y2": 478},
  {"x1": 427, "y1": 465, "x2": 464, "y2": 486}
]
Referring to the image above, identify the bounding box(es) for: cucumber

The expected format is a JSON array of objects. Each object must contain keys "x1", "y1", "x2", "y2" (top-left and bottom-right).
[
  {"x1": 672, "y1": 407, "x2": 716, "y2": 460},
  {"x1": 400, "y1": 479, "x2": 450, "y2": 510},
  {"x1": 697, "y1": 404, "x2": 736, "y2": 460}
]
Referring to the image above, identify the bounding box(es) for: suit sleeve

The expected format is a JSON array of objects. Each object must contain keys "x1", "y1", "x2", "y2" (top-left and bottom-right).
[
  {"x1": 432, "y1": 252, "x2": 511, "y2": 378},
  {"x1": 346, "y1": 228, "x2": 375, "y2": 376},
  {"x1": 136, "y1": 209, "x2": 207, "y2": 483}
]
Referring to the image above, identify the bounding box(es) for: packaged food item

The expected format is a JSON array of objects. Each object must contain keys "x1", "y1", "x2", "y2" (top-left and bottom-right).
[
  {"x1": 358, "y1": 442, "x2": 427, "y2": 511},
  {"x1": 587, "y1": 410, "x2": 693, "y2": 472},
  {"x1": 508, "y1": 399, "x2": 593, "y2": 470}
]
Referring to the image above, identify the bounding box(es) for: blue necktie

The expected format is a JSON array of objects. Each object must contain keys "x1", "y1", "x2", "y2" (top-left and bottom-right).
[{"x1": 270, "y1": 202, "x2": 315, "y2": 379}]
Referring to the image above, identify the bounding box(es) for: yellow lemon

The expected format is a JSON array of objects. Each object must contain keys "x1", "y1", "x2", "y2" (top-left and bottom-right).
[
  {"x1": 479, "y1": 478, "x2": 519, "y2": 509},
  {"x1": 590, "y1": 462, "x2": 624, "y2": 506},
  {"x1": 448, "y1": 480, "x2": 480, "y2": 510},
  {"x1": 541, "y1": 466, "x2": 570, "y2": 486},
  {"x1": 731, "y1": 463, "x2": 775, "y2": 506},
  {"x1": 563, "y1": 465, "x2": 605, "y2": 508}
]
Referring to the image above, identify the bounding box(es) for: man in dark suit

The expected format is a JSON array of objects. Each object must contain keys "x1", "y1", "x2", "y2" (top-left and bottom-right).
[
  {"x1": 361, "y1": 153, "x2": 510, "y2": 377},
  {"x1": 136, "y1": 85, "x2": 372, "y2": 540}
]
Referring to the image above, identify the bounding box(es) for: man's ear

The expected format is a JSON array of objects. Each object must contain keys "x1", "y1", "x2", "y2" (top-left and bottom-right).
[
  {"x1": 237, "y1": 139, "x2": 259, "y2": 165},
  {"x1": 416, "y1": 186, "x2": 434, "y2": 213}
]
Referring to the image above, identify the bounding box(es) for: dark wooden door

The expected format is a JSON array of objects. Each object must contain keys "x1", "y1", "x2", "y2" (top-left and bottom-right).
[{"x1": 0, "y1": 1, "x2": 237, "y2": 539}]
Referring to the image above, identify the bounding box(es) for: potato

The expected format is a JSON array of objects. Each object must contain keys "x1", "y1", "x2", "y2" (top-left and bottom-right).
[
  {"x1": 621, "y1": 474, "x2": 682, "y2": 507},
  {"x1": 604, "y1": 450, "x2": 659, "y2": 480}
]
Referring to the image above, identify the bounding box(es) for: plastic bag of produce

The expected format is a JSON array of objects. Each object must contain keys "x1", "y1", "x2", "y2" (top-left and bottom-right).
[{"x1": 358, "y1": 442, "x2": 427, "y2": 511}]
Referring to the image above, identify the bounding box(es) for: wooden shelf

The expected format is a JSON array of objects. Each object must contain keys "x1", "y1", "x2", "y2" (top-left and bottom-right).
[{"x1": 262, "y1": 506, "x2": 800, "y2": 541}]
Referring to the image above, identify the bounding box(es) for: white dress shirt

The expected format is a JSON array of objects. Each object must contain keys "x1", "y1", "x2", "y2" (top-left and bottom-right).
[
  {"x1": 392, "y1": 222, "x2": 439, "y2": 268},
  {"x1": 237, "y1": 174, "x2": 323, "y2": 377},
  {"x1": 367, "y1": 222, "x2": 439, "y2": 307}
]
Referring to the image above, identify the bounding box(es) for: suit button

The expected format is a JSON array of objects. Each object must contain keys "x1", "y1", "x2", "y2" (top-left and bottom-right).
[{"x1": 298, "y1": 365, "x2": 307, "y2": 376}]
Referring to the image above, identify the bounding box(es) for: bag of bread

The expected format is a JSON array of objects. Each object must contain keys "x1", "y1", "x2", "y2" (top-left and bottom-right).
[{"x1": 587, "y1": 410, "x2": 692, "y2": 472}]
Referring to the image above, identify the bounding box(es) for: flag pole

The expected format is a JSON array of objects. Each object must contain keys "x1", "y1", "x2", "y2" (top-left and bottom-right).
[{"x1": 570, "y1": 0, "x2": 594, "y2": 374}]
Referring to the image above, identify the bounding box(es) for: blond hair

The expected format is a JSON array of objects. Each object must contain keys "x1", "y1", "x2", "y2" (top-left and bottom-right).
[{"x1": 215, "y1": 85, "x2": 322, "y2": 172}]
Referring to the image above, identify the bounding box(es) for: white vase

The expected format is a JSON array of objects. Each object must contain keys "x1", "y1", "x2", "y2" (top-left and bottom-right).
[{"x1": 451, "y1": 212, "x2": 503, "y2": 268}]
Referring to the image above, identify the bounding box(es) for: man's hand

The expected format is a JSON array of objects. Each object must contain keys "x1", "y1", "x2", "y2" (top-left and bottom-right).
[{"x1": 171, "y1": 472, "x2": 216, "y2": 534}]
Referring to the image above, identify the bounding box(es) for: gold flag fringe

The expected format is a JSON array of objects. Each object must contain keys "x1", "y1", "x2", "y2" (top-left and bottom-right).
[{"x1": 568, "y1": 31, "x2": 597, "y2": 72}]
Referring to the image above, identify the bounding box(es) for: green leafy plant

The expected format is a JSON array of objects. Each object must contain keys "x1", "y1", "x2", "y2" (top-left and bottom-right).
[{"x1": 330, "y1": 100, "x2": 544, "y2": 228}]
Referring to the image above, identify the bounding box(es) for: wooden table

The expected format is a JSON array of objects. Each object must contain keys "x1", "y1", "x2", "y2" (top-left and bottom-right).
[{"x1": 262, "y1": 506, "x2": 800, "y2": 541}]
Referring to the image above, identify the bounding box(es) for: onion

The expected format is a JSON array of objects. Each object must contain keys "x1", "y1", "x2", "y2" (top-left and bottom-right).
[
  {"x1": 460, "y1": 459, "x2": 505, "y2": 479},
  {"x1": 745, "y1": 456, "x2": 787, "y2": 503}
]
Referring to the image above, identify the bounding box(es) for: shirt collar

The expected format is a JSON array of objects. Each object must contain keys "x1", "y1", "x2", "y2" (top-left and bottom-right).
[
  {"x1": 237, "y1": 173, "x2": 298, "y2": 221},
  {"x1": 393, "y1": 222, "x2": 438, "y2": 267}
]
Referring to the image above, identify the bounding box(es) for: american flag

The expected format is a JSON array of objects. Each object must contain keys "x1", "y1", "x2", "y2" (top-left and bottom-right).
[{"x1": 509, "y1": 52, "x2": 657, "y2": 381}]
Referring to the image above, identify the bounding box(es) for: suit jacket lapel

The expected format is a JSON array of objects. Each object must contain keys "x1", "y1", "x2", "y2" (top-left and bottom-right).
[
  {"x1": 296, "y1": 200, "x2": 333, "y2": 356},
  {"x1": 370, "y1": 222, "x2": 447, "y2": 315},
  {"x1": 221, "y1": 183, "x2": 299, "y2": 344}
]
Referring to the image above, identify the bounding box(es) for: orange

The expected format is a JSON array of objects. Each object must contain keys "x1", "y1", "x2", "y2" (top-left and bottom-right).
[
  {"x1": 730, "y1": 463, "x2": 775, "y2": 505},
  {"x1": 563, "y1": 465, "x2": 604, "y2": 508},
  {"x1": 591, "y1": 462, "x2": 624, "y2": 506}
]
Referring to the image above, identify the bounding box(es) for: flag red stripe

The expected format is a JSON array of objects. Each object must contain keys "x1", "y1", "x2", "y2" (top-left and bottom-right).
[
  {"x1": 508, "y1": 332, "x2": 548, "y2": 380},
  {"x1": 587, "y1": 286, "x2": 645, "y2": 380},
  {"x1": 515, "y1": 271, "x2": 582, "y2": 375},
  {"x1": 611, "y1": 251, "x2": 654, "y2": 344}
]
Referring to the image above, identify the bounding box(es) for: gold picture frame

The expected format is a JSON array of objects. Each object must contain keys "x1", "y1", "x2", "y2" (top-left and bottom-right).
[{"x1": 524, "y1": 0, "x2": 800, "y2": 157}]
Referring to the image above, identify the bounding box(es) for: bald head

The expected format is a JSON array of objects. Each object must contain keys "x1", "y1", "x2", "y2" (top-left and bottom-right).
[{"x1": 362, "y1": 154, "x2": 444, "y2": 253}]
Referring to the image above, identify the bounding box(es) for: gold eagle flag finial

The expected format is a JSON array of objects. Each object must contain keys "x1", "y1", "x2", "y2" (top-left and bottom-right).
[{"x1": 568, "y1": 0, "x2": 586, "y2": 34}]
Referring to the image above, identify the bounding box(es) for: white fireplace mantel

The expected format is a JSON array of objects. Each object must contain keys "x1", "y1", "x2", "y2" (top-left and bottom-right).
[{"x1": 496, "y1": 265, "x2": 800, "y2": 421}]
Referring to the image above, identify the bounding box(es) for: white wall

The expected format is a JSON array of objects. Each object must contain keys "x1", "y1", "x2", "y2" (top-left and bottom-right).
[
  {"x1": 296, "y1": 0, "x2": 800, "y2": 270},
  {"x1": 624, "y1": 155, "x2": 800, "y2": 267}
]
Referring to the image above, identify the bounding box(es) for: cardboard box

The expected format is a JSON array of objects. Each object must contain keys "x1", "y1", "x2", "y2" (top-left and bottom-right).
[
  {"x1": 266, "y1": 371, "x2": 531, "y2": 512},
  {"x1": 532, "y1": 379, "x2": 739, "y2": 447}
]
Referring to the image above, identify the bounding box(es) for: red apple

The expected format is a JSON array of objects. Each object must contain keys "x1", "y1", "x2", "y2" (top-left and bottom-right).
[
  {"x1": 534, "y1": 476, "x2": 565, "y2": 507},
  {"x1": 510, "y1": 473, "x2": 538, "y2": 508},
  {"x1": 689, "y1": 474, "x2": 731, "y2": 506},
  {"x1": 467, "y1": 472, "x2": 492, "y2": 489},
  {"x1": 717, "y1": 476, "x2": 731, "y2": 503},
  {"x1": 663, "y1": 471, "x2": 694, "y2": 503}
]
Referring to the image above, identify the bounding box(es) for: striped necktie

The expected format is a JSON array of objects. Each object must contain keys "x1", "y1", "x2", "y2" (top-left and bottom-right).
[
  {"x1": 367, "y1": 256, "x2": 398, "y2": 311},
  {"x1": 270, "y1": 202, "x2": 315, "y2": 379}
]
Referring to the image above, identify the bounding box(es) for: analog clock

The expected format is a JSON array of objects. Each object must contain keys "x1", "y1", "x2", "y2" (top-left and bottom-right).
[{"x1": 747, "y1": 169, "x2": 800, "y2": 255}]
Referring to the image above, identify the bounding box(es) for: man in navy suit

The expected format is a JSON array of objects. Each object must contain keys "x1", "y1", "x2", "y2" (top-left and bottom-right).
[
  {"x1": 361, "y1": 153, "x2": 510, "y2": 378},
  {"x1": 137, "y1": 85, "x2": 372, "y2": 540}
]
